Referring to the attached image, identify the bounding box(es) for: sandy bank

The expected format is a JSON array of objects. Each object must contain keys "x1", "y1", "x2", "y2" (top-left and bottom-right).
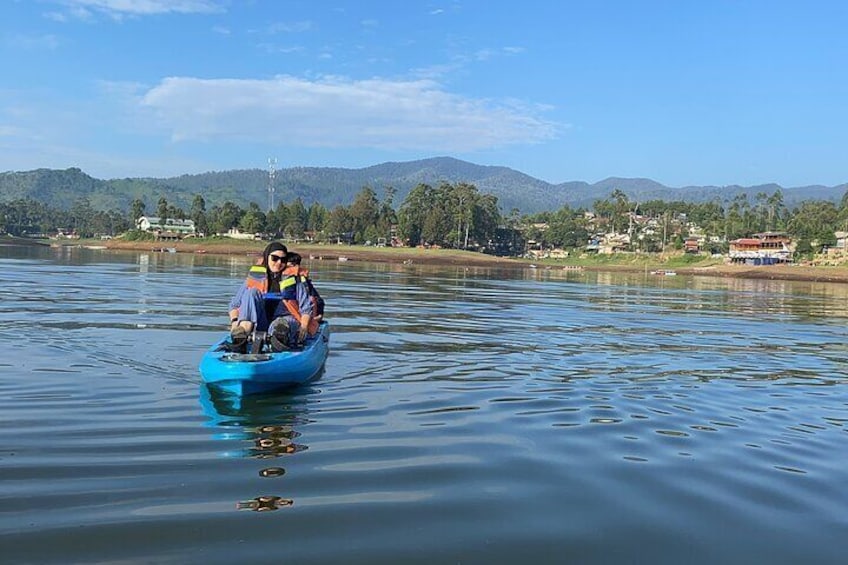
[{"x1": 98, "y1": 239, "x2": 521, "y2": 267}]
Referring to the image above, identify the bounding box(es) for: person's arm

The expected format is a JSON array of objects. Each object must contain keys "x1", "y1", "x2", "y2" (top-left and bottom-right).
[
  {"x1": 307, "y1": 279, "x2": 324, "y2": 320},
  {"x1": 295, "y1": 278, "x2": 313, "y2": 342},
  {"x1": 228, "y1": 283, "x2": 248, "y2": 326}
]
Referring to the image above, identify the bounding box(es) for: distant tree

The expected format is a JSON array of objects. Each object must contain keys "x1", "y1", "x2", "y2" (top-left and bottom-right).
[
  {"x1": 507, "y1": 208, "x2": 521, "y2": 228},
  {"x1": 157, "y1": 197, "x2": 168, "y2": 223},
  {"x1": 544, "y1": 205, "x2": 589, "y2": 249},
  {"x1": 767, "y1": 190, "x2": 787, "y2": 231},
  {"x1": 376, "y1": 186, "x2": 398, "y2": 240},
  {"x1": 754, "y1": 191, "x2": 770, "y2": 233},
  {"x1": 787, "y1": 200, "x2": 839, "y2": 251},
  {"x1": 689, "y1": 200, "x2": 724, "y2": 240},
  {"x1": 450, "y1": 182, "x2": 476, "y2": 248},
  {"x1": 285, "y1": 198, "x2": 307, "y2": 238},
  {"x1": 267, "y1": 202, "x2": 290, "y2": 236},
  {"x1": 70, "y1": 197, "x2": 95, "y2": 236},
  {"x1": 421, "y1": 183, "x2": 456, "y2": 245},
  {"x1": 349, "y1": 186, "x2": 380, "y2": 243},
  {"x1": 209, "y1": 201, "x2": 242, "y2": 234},
  {"x1": 130, "y1": 198, "x2": 145, "y2": 224},
  {"x1": 724, "y1": 194, "x2": 751, "y2": 240},
  {"x1": 398, "y1": 183, "x2": 434, "y2": 246},
  {"x1": 240, "y1": 202, "x2": 266, "y2": 234},
  {"x1": 325, "y1": 205, "x2": 353, "y2": 243},
  {"x1": 836, "y1": 189, "x2": 848, "y2": 231},
  {"x1": 190, "y1": 194, "x2": 208, "y2": 235},
  {"x1": 306, "y1": 202, "x2": 328, "y2": 234},
  {"x1": 471, "y1": 192, "x2": 501, "y2": 248},
  {"x1": 795, "y1": 238, "x2": 813, "y2": 259}
]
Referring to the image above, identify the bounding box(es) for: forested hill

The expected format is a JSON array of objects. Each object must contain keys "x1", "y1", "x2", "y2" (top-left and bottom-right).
[{"x1": 1, "y1": 157, "x2": 846, "y2": 214}]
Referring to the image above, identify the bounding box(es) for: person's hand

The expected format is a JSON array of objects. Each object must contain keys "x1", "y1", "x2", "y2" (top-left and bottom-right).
[{"x1": 298, "y1": 315, "x2": 311, "y2": 344}]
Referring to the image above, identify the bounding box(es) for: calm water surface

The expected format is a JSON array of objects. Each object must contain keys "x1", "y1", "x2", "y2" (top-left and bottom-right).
[{"x1": 1, "y1": 245, "x2": 847, "y2": 564}]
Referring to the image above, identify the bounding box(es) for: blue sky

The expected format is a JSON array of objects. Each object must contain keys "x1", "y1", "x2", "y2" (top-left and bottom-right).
[{"x1": 2, "y1": 0, "x2": 847, "y2": 187}]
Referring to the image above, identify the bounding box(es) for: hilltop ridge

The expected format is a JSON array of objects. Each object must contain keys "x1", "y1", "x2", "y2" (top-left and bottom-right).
[{"x1": 2, "y1": 157, "x2": 846, "y2": 214}]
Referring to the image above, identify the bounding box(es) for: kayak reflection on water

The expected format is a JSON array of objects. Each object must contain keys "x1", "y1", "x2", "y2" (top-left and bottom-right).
[{"x1": 198, "y1": 384, "x2": 315, "y2": 511}]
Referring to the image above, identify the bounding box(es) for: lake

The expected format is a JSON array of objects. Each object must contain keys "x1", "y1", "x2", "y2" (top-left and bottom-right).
[{"x1": 1, "y1": 245, "x2": 847, "y2": 564}]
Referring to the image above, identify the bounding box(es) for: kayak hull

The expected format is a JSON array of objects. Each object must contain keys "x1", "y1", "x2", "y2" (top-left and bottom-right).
[{"x1": 199, "y1": 322, "x2": 330, "y2": 395}]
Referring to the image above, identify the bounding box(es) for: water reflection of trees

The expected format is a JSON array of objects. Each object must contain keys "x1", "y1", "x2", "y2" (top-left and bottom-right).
[
  {"x1": 518, "y1": 268, "x2": 848, "y2": 318},
  {"x1": 199, "y1": 385, "x2": 312, "y2": 512}
]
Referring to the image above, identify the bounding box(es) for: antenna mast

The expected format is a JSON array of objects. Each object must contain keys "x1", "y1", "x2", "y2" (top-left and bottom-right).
[{"x1": 267, "y1": 157, "x2": 277, "y2": 212}]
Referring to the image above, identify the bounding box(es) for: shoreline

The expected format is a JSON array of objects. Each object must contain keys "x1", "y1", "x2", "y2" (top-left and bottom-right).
[{"x1": 48, "y1": 238, "x2": 848, "y2": 284}]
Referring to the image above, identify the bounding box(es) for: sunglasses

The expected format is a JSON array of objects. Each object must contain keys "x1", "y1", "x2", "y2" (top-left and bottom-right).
[{"x1": 269, "y1": 254, "x2": 286, "y2": 263}]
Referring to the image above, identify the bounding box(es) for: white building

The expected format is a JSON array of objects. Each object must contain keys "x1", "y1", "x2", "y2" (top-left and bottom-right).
[
  {"x1": 223, "y1": 227, "x2": 260, "y2": 240},
  {"x1": 136, "y1": 216, "x2": 196, "y2": 237}
]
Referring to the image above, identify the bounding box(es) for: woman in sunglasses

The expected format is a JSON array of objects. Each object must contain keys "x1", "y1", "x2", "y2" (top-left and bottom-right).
[{"x1": 226, "y1": 241, "x2": 288, "y2": 351}]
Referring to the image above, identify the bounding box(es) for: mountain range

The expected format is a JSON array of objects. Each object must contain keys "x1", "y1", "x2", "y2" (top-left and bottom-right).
[{"x1": 1, "y1": 157, "x2": 846, "y2": 214}]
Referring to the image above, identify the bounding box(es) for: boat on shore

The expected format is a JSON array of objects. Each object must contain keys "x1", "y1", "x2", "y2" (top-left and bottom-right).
[
  {"x1": 199, "y1": 322, "x2": 330, "y2": 395},
  {"x1": 650, "y1": 269, "x2": 677, "y2": 276}
]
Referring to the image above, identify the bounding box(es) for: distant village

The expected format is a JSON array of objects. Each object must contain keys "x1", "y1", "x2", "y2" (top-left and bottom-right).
[
  {"x1": 7, "y1": 181, "x2": 848, "y2": 267},
  {"x1": 115, "y1": 213, "x2": 848, "y2": 267},
  {"x1": 521, "y1": 211, "x2": 810, "y2": 265}
]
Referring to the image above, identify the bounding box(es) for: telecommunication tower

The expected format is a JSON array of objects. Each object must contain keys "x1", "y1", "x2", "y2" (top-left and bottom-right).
[{"x1": 267, "y1": 157, "x2": 277, "y2": 211}]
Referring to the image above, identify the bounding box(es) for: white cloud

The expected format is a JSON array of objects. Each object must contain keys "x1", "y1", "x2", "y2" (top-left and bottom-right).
[
  {"x1": 50, "y1": 0, "x2": 224, "y2": 20},
  {"x1": 412, "y1": 45, "x2": 527, "y2": 80},
  {"x1": 256, "y1": 43, "x2": 304, "y2": 55},
  {"x1": 44, "y1": 11, "x2": 70, "y2": 22},
  {"x1": 6, "y1": 33, "x2": 60, "y2": 50},
  {"x1": 137, "y1": 75, "x2": 558, "y2": 151},
  {"x1": 474, "y1": 48, "x2": 494, "y2": 61},
  {"x1": 0, "y1": 125, "x2": 26, "y2": 137},
  {"x1": 268, "y1": 21, "x2": 312, "y2": 34}
]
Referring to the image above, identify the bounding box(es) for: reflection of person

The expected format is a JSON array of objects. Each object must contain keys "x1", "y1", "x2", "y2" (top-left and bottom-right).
[
  {"x1": 236, "y1": 495, "x2": 293, "y2": 511},
  {"x1": 251, "y1": 425, "x2": 304, "y2": 458},
  {"x1": 268, "y1": 258, "x2": 319, "y2": 351},
  {"x1": 227, "y1": 242, "x2": 288, "y2": 351}
]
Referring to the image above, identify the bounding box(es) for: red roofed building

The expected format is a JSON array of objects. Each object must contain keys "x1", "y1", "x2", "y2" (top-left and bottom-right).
[{"x1": 729, "y1": 232, "x2": 793, "y2": 264}]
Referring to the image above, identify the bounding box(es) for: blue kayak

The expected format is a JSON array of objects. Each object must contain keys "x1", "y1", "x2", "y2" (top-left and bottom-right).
[{"x1": 199, "y1": 321, "x2": 330, "y2": 395}]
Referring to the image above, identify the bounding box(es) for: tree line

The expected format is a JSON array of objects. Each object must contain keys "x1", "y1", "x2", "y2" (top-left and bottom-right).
[
  {"x1": 0, "y1": 182, "x2": 504, "y2": 250},
  {"x1": 4, "y1": 183, "x2": 848, "y2": 257},
  {"x1": 521, "y1": 188, "x2": 848, "y2": 257}
]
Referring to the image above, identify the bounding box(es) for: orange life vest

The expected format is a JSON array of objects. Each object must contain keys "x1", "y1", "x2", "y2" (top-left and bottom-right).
[
  {"x1": 244, "y1": 265, "x2": 271, "y2": 293},
  {"x1": 280, "y1": 265, "x2": 319, "y2": 335}
]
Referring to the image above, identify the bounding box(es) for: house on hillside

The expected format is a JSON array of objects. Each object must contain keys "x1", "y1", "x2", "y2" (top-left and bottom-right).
[
  {"x1": 596, "y1": 233, "x2": 630, "y2": 254},
  {"x1": 223, "y1": 227, "x2": 259, "y2": 240},
  {"x1": 136, "y1": 216, "x2": 196, "y2": 240},
  {"x1": 729, "y1": 232, "x2": 792, "y2": 265},
  {"x1": 821, "y1": 231, "x2": 848, "y2": 263},
  {"x1": 684, "y1": 237, "x2": 701, "y2": 254}
]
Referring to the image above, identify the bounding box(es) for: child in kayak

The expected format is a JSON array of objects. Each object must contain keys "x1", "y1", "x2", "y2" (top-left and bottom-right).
[
  {"x1": 284, "y1": 252, "x2": 325, "y2": 321},
  {"x1": 267, "y1": 252, "x2": 322, "y2": 351}
]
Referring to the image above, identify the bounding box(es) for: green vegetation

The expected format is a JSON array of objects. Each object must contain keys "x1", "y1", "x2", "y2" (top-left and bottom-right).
[
  {"x1": 520, "y1": 188, "x2": 848, "y2": 260},
  {"x1": 522, "y1": 249, "x2": 721, "y2": 270},
  {"x1": 4, "y1": 170, "x2": 848, "y2": 264}
]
